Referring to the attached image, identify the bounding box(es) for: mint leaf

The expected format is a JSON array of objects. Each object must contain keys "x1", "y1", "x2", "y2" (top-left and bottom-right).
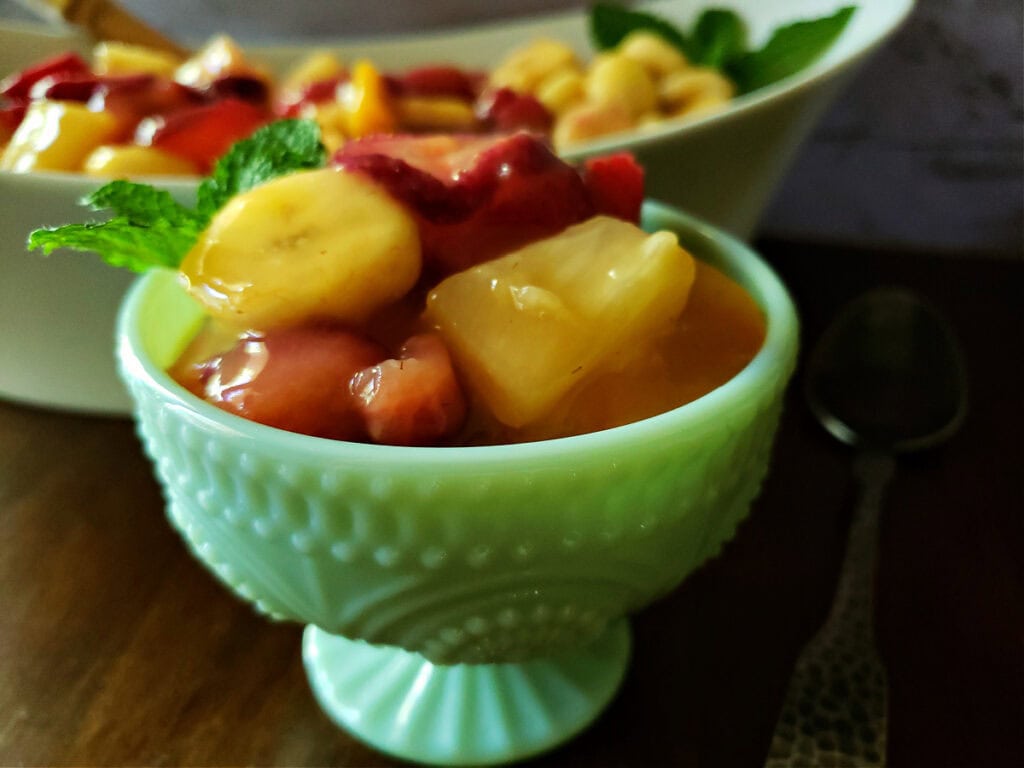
[
  {"x1": 726, "y1": 6, "x2": 857, "y2": 93},
  {"x1": 588, "y1": 3, "x2": 857, "y2": 95},
  {"x1": 589, "y1": 2, "x2": 693, "y2": 59},
  {"x1": 29, "y1": 180, "x2": 204, "y2": 271},
  {"x1": 28, "y1": 218, "x2": 198, "y2": 272},
  {"x1": 691, "y1": 10, "x2": 748, "y2": 69},
  {"x1": 86, "y1": 180, "x2": 203, "y2": 229},
  {"x1": 27, "y1": 119, "x2": 327, "y2": 272},
  {"x1": 197, "y1": 118, "x2": 326, "y2": 218}
]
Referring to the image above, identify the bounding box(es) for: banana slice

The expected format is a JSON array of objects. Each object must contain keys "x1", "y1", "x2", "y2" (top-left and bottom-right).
[{"x1": 180, "y1": 167, "x2": 422, "y2": 330}]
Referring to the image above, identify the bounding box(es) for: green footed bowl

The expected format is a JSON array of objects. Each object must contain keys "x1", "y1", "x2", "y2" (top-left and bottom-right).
[{"x1": 116, "y1": 202, "x2": 798, "y2": 765}]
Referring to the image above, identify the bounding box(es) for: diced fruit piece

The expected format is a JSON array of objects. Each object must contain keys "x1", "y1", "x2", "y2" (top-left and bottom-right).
[
  {"x1": 34, "y1": 73, "x2": 153, "y2": 105},
  {"x1": 281, "y1": 51, "x2": 345, "y2": 96},
  {"x1": 178, "y1": 323, "x2": 387, "y2": 441},
  {"x1": 335, "y1": 132, "x2": 496, "y2": 181},
  {"x1": 83, "y1": 144, "x2": 198, "y2": 177},
  {"x1": 0, "y1": 51, "x2": 89, "y2": 101},
  {"x1": 519, "y1": 262, "x2": 766, "y2": 442},
  {"x1": 584, "y1": 53, "x2": 658, "y2": 117},
  {"x1": 489, "y1": 38, "x2": 579, "y2": 94},
  {"x1": 179, "y1": 167, "x2": 422, "y2": 330},
  {"x1": 135, "y1": 97, "x2": 269, "y2": 171},
  {"x1": 0, "y1": 102, "x2": 27, "y2": 144},
  {"x1": 339, "y1": 60, "x2": 396, "y2": 137},
  {"x1": 476, "y1": 87, "x2": 553, "y2": 133},
  {"x1": 0, "y1": 100, "x2": 122, "y2": 172},
  {"x1": 90, "y1": 76, "x2": 202, "y2": 123},
  {"x1": 425, "y1": 216, "x2": 696, "y2": 427},
  {"x1": 391, "y1": 66, "x2": 482, "y2": 101},
  {"x1": 581, "y1": 153, "x2": 644, "y2": 222},
  {"x1": 275, "y1": 77, "x2": 345, "y2": 120},
  {"x1": 294, "y1": 100, "x2": 349, "y2": 153},
  {"x1": 414, "y1": 133, "x2": 594, "y2": 273},
  {"x1": 203, "y1": 75, "x2": 270, "y2": 105},
  {"x1": 174, "y1": 35, "x2": 262, "y2": 89},
  {"x1": 92, "y1": 41, "x2": 183, "y2": 77},
  {"x1": 351, "y1": 334, "x2": 467, "y2": 446},
  {"x1": 552, "y1": 100, "x2": 635, "y2": 149},
  {"x1": 276, "y1": 52, "x2": 346, "y2": 115},
  {"x1": 335, "y1": 132, "x2": 595, "y2": 274},
  {"x1": 394, "y1": 96, "x2": 479, "y2": 132},
  {"x1": 536, "y1": 68, "x2": 585, "y2": 115}
]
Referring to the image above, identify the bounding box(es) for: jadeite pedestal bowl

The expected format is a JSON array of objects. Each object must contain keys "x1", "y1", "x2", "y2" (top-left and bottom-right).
[
  {"x1": 1, "y1": 0, "x2": 910, "y2": 416},
  {"x1": 116, "y1": 202, "x2": 798, "y2": 765}
]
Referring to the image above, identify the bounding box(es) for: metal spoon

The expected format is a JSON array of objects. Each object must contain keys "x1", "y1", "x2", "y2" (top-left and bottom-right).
[{"x1": 765, "y1": 287, "x2": 967, "y2": 767}]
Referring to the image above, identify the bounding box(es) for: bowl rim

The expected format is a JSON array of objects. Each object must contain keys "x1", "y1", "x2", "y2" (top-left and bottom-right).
[
  {"x1": 0, "y1": 0, "x2": 916, "y2": 184},
  {"x1": 116, "y1": 200, "x2": 799, "y2": 465}
]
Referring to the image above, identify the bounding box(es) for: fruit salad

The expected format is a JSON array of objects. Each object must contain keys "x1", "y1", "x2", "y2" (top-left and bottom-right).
[
  {"x1": 1, "y1": 4, "x2": 854, "y2": 175},
  {"x1": 30, "y1": 120, "x2": 765, "y2": 446}
]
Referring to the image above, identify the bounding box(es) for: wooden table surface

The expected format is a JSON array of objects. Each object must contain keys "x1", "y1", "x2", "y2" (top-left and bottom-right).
[{"x1": 1, "y1": 243, "x2": 1021, "y2": 767}]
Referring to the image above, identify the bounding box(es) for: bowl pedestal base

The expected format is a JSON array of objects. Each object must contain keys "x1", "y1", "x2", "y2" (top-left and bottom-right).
[{"x1": 302, "y1": 620, "x2": 631, "y2": 766}]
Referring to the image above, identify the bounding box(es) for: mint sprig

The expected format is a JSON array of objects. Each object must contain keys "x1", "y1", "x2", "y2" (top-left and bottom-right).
[
  {"x1": 590, "y1": 2, "x2": 694, "y2": 58},
  {"x1": 196, "y1": 117, "x2": 327, "y2": 218},
  {"x1": 28, "y1": 119, "x2": 327, "y2": 273},
  {"x1": 726, "y1": 7, "x2": 857, "y2": 93},
  {"x1": 589, "y1": 3, "x2": 857, "y2": 95}
]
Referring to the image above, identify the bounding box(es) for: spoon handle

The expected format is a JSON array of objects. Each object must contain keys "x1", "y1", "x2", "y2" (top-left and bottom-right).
[{"x1": 765, "y1": 453, "x2": 894, "y2": 767}]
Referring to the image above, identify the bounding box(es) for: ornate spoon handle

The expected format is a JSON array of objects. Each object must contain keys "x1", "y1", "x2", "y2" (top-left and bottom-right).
[{"x1": 765, "y1": 453, "x2": 893, "y2": 768}]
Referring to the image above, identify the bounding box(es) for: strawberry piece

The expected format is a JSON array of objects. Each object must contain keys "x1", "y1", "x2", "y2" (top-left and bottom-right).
[
  {"x1": 97, "y1": 77, "x2": 204, "y2": 122},
  {"x1": 274, "y1": 76, "x2": 346, "y2": 117},
  {"x1": 582, "y1": 153, "x2": 645, "y2": 223},
  {"x1": 351, "y1": 334, "x2": 467, "y2": 446},
  {"x1": 477, "y1": 87, "x2": 553, "y2": 134},
  {"x1": 203, "y1": 74, "x2": 270, "y2": 106},
  {"x1": 389, "y1": 66, "x2": 483, "y2": 101},
  {"x1": 419, "y1": 133, "x2": 594, "y2": 272},
  {"x1": 185, "y1": 324, "x2": 388, "y2": 441},
  {"x1": 136, "y1": 97, "x2": 270, "y2": 172},
  {"x1": 0, "y1": 101, "x2": 27, "y2": 142},
  {"x1": 34, "y1": 73, "x2": 154, "y2": 104},
  {"x1": 336, "y1": 133, "x2": 494, "y2": 179},
  {"x1": 334, "y1": 132, "x2": 595, "y2": 273},
  {"x1": 0, "y1": 51, "x2": 89, "y2": 102}
]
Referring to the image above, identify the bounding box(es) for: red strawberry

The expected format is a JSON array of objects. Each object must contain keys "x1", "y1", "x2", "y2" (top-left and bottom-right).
[
  {"x1": 185, "y1": 323, "x2": 388, "y2": 441},
  {"x1": 351, "y1": 334, "x2": 467, "y2": 446},
  {"x1": 582, "y1": 153, "x2": 645, "y2": 223},
  {"x1": 0, "y1": 51, "x2": 89, "y2": 102},
  {"x1": 135, "y1": 97, "x2": 270, "y2": 172},
  {"x1": 476, "y1": 87, "x2": 553, "y2": 134},
  {"x1": 389, "y1": 66, "x2": 483, "y2": 102},
  {"x1": 334, "y1": 132, "x2": 596, "y2": 274}
]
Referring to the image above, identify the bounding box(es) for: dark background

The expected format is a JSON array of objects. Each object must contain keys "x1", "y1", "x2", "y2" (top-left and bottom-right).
[{"x1": 2, "y1": 0, "x2": 1021, "y2": 255}]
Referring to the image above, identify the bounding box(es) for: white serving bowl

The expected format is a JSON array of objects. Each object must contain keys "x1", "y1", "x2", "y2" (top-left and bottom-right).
[{"x1": 0, "y1": 0, "x2": 913, "y2": 415}]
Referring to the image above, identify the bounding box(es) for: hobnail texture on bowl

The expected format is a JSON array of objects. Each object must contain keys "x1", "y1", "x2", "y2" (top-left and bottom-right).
[{"x1": 117, "y1": 202, "x2": 798, "y2": 765}]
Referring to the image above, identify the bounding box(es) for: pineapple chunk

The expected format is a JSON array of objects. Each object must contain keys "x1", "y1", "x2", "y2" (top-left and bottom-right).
[
  {"x1": 179, "y1": 167, "x2": 421, "y2": 330},
  {"x1": 425, "y1": 216, "x2": 696, "y2": 427},
  {"x1": 0, "y1": 100, "x2": 121, "y2": 172},
  {"x1": 83, "y1": 144, "x2": 198, "y2": 177},
  {"x1": 93, "y1": 41, "x2": 183, "y2": 77}
]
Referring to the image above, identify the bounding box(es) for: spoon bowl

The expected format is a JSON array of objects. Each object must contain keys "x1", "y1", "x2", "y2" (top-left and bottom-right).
[{"x1": 805, "y1": 287, "x2": 968, "y2": 453}]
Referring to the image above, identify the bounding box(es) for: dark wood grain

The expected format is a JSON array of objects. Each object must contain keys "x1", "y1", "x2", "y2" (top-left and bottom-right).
[{"x1": 1, "y1": 247, "x2": 1021, "y2": 767}]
